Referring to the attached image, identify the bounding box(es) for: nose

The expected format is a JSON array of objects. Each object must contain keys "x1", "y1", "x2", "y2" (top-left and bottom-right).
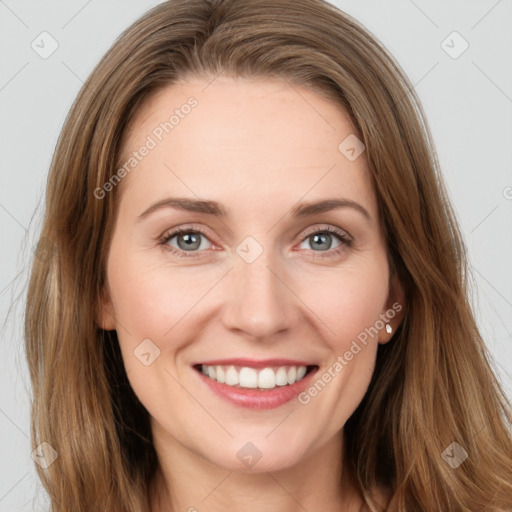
[{"x1": 220, "y1": 249, "x2": 298, "y2": 340}]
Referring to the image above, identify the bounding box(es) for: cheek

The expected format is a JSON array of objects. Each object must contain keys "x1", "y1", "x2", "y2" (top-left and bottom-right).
[
  {"x1": 106, "y1": 253, "x2": 205, "y2": 417},
  {"x1": 296, "y1": 270, "x2": 385, "y2": 435},
  {"x1": 108, "y1": 250, "x2": 207, "y2": 340},
  {"x1": 106, "y1": 249, "x2": 223, "y2": 403},
  {"x1": 296, "y1": 260, "x2": 389, "y2": 348}
]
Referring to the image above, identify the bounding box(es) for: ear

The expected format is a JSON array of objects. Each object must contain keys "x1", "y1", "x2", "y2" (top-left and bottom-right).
[
  {"x1": 378, "y1": 274, "x2": 405, "y2": 344},
  {"x1": 96, "y1": 285, "x2": 117, "y2": 331}
]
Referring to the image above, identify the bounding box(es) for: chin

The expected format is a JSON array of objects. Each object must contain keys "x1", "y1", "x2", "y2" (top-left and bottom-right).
[{"x1": 202, "y1": 437, "x2": 310, "y2": 474}]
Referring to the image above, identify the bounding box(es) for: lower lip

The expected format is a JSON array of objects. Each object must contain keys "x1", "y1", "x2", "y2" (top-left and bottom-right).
[{"x1": 195, "y1": 367, "x2": 318, "y2": 409}]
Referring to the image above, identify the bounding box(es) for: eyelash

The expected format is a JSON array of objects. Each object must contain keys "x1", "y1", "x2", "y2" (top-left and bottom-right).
[{"x1": 158, "y1": 225, "x2": 352, "y2": 259}]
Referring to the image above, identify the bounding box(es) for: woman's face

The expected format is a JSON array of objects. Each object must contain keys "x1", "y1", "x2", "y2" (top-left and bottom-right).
[{"x1": 99, "y1": 75, "x2": 404, "y2": 472}]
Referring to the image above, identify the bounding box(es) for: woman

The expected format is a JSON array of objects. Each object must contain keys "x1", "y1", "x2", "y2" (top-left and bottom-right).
[{"x1": 25, "y1": 0, "x2": 512, "y2": 510}]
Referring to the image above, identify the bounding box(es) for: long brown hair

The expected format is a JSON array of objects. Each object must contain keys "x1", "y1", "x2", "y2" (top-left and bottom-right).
[{"x1": 24, "y1": 0, "x2": 512, "y2": 510}]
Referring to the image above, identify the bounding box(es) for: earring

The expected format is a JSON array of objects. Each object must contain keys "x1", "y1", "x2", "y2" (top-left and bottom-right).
[{"x1": 385, "y1": 324, "x2": 392, "y2": 334}]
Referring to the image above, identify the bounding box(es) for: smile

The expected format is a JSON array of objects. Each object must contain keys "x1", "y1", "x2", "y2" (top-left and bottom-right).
[
  {"x1": 193, "y1": 359, "x2": 319, "y2": 409},
  {"x1": 196, "y1": 364, "x2": 314, "y2": 390}
]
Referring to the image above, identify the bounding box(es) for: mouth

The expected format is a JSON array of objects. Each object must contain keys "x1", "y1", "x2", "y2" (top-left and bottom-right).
[
  {"x1": 193, "y1": 363, "x2": 317, "y2": 390},
  {"x1": 192, "y1": 358, "x2": 319, "y2": 409}
]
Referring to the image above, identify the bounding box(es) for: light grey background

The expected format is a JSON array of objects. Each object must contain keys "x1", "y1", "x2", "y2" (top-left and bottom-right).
[{"x1": 1, "y1": 1, "x2": 511, "y2": 510}]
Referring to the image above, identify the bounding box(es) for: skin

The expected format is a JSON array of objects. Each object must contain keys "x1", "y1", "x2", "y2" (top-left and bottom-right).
[{"x1": 98, "y1": 75, "x2": 405, "y2": 512}]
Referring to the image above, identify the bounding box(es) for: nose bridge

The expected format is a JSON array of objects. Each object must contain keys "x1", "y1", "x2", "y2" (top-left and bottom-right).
[{"x1": 221, "y1": 245, "x2": 295, "y2": 338}]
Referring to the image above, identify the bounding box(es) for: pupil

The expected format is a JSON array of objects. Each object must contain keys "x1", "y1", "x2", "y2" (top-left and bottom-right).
[
  {"x1": 178, "y1": 233, "x2": 200, "y2": 250},
  {"x1": 312, "y1": 233, "x2": 331, "y2": 251}
]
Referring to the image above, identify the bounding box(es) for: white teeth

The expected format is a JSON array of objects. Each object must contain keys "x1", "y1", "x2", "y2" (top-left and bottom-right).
[
  {"x1": 275, "y1": 367, "x2": 288, "y2": 386},
  {"x1": 216, "y1": 366, "x2": 225, "y2": 384},
  {"x1": 287, "y1": 366, "x2": 297, "y2": 385},
  {"x1": 200, "y1": 364, "x2": 309, "y2": 390},
  {"x1": 239, "y1": 367, "x2": 258, "y2": 388},
  {"x1": 225, "y1": 366, "x2": 239, "y2": 386},
  {"x1": 258, "y1": 368, "x2": 276, "y2": 389},
  {"x1": 296, "y1": 366, "x2": 307, "y2": 380}
]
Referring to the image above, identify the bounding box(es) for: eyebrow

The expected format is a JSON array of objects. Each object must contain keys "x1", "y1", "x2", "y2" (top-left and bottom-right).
[{"x1": 137, "y1": 197, "x2": 371, "y2": 222}]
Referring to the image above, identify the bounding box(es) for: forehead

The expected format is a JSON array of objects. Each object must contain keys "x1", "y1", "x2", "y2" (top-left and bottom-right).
[{"x1": 116, "y1": 76, "x2": 377, "y2": 221}]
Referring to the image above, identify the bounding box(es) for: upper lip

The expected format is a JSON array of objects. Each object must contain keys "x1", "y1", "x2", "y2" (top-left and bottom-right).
[{"x1": 194, "y1": 358, "x2": 316, "y2": 369}]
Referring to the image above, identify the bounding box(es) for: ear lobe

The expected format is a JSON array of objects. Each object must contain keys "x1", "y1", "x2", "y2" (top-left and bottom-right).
[
  {"x1": 96, "y1": 286, "x2": 117, "y2": 331},
  {"x1": 379, "y1": 275, "x2": 406, "y2": 344}
]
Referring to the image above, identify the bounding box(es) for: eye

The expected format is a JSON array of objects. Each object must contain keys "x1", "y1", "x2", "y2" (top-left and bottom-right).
[
  {"x1": 159, "y1": 227, "x2": 213, "y2": 257},
  {"x1": 297, "y1": 226, "x2": 352, "y2": 257}
]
